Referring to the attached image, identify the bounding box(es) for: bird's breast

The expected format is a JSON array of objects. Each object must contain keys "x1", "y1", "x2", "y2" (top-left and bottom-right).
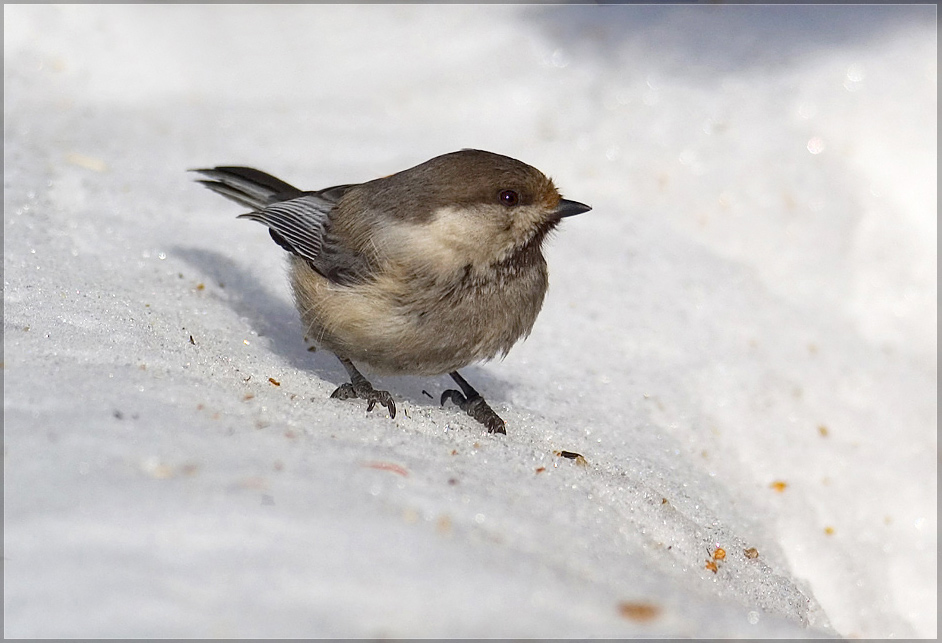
[{"x1": 289, "y1": 252, "x2": 549, "y2": 376}]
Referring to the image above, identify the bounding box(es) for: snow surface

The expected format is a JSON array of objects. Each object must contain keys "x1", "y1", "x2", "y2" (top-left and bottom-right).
[{"x1": 3, "y1": 4, "x2": 936, "y2": 639}]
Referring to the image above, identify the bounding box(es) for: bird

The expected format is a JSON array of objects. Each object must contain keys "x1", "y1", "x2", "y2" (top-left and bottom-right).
[{"x1": 192, "y1": 149, "x2": 590, "y2": 434}]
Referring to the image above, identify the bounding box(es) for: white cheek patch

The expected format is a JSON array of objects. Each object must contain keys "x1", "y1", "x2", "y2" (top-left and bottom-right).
[{"x1": 379, "y1": 206, "x2": 509, "y2": 272}]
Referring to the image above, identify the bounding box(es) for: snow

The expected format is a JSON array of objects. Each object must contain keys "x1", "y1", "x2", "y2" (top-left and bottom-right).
[{"x1": 3, "y1": 4, "x2": 936, "y2": 638}]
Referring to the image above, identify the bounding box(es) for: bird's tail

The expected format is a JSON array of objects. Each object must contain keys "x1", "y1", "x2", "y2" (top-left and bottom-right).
[{"x1": 191, "y1": 166, "x2": 303, "y2": 210}]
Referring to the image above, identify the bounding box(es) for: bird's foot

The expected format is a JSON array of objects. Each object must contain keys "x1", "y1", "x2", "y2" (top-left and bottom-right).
[
  {"x1": 441, "y1": 389, "x2": 506, "y2": 434},
  {"x1": 331, "y1": 381, "x2": 397, "y2": 419}
]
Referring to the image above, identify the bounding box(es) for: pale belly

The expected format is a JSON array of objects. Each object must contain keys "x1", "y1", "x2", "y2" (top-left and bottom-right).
[{"x1": 289, "y1": 257, "x2": 548, "y2": 375}]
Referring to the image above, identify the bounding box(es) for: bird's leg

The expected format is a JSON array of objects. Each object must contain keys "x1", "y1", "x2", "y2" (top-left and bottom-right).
[
  {"x1": 440, "y1": 371, "x2": 506, "y2": 434},
  {"x1": 330, "y1": 356, "x2": 396, "y2": 418}
]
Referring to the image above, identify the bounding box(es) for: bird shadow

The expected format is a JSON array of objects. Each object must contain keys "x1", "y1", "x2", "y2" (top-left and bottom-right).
[{"x1": 172, "y1": 246, "x2": 513, "y2": 410}]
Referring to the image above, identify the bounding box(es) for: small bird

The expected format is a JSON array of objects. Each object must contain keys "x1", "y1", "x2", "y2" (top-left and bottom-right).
[{"x1": 193, "y1": 150, "x2": 590, "y2": 434}]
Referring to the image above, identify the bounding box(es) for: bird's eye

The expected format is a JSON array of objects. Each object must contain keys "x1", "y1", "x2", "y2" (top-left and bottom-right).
[{"x1": 499, "y1": 190, "x2": 519, "y2": 207}]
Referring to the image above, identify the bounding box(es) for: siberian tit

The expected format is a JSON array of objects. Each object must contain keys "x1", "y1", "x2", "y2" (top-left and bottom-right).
[{"x1": 193, "y1": 149, "x2": 590, "y2": 434}]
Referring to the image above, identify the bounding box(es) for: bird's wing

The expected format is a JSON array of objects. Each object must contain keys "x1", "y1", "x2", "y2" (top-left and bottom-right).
[
  {"x1": 237, "y1": 194, "x2": 334, "y2": 265},
  {"x1": 240, "y1": 189, "x2": 373, "y2": 286},
  {"x1": 194, "y1": 167, "x2": 371, "y2": 285}
]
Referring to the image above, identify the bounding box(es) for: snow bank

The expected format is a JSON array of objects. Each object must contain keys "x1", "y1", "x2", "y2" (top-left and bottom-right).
[{"x1": 4, "y1": 4, "x2": 935, "y2": 638}]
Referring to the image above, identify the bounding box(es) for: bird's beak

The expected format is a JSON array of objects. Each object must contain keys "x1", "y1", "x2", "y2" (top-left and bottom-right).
[{"x1": 554, "y1": 199, "x2": 592, "y2": 218}]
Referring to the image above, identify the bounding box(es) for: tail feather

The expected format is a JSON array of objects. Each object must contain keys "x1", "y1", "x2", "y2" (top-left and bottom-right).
[{"x1": 191, "y1": 166, "x2": 303, "y2": 210}]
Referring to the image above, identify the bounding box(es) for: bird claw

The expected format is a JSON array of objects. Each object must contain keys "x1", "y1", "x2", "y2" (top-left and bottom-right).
[
  {"x1": 331, "y1": 381, "x2": 396, "y2": 419},
  {"x1": 441, "y1": 389, "x2": 506, "y2": 434}
]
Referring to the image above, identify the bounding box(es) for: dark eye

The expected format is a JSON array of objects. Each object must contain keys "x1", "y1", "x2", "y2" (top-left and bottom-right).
[{"x1": 498, "y1": 190, "x2": 519, "y2": 207}]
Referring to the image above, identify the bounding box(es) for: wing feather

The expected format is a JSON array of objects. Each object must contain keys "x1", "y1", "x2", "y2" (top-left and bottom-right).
[
  {"x1": 194, "y1": 167, "x2": 369, "y2": 285},
  {"x1": 237, "y1": 195, "x2": 333, "y2": 264}
]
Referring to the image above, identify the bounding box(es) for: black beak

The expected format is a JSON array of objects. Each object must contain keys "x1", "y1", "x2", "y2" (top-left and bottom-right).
[{"x1": 554, "y1": 199, "x2": 592, "y2": 218}]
